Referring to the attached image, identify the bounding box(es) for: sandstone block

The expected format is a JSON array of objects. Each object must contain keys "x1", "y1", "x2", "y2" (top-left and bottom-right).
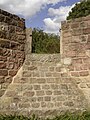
[
  {"x1": 61, "y1": 73, "x2": 68, "y2": 77},
  {"x1": 55, "y1": 67, "x2": 61, "y2": 72},
  {"x1": 28, "y1": 66, "x2": 37, "y2": 71},
  {"x1": 46, "y1": 78, "x2": 55, "y2": 83},
  {"x1": 32, "y1": 72, "x2": 40, "y2": 77},
  {"x1": 55, "y1": 102, "x2": 62, "y2": 107},
  {"x1": 80, "y1": 21, "x2": 88, "y2": 28},
  {"x1": 0, "y1": 76, "x2": 5, "y2": 83},
  {"x1": 57, "y1": 96, "x2": 66, "y2": 101},
  {"x1": 45, "y1": 72, "x2": 52, "y2": 77},
  {"x1": 31, "y1": 103, "x2": 40, "y2": 108},
  {"x1": 6, "y1": 62, "x2": 14, "y2": 69},
  {"x1": 9, "y1": 70, "x2": 17, "y2": 76},
  {"x1": 45, "y1": 91, "x2": 52, "y2": 95},
  {"x1": 54, "y1": 91, "x2": 62, "y2": 95},
  {"x1": 46, "y1": 103, "x2": 54, "y2": 108},
  {"x1": 44, "y1": 96, "x2": 51, "y2": 101},
  {"x1": 79, "y1": 83, "x2": 87, "y2": 88},
  {"x1": 5, "y1": 90, "x2": 18, "y2": 97},
  {"x1": 79, "y1": 71, "x2": 89, "y2": 76},
  {"x1": 71, "y1": 72, "x2": 79, "y2": 77},
  {"x1": 0, "y1": 40, "x2": 10, "y2": 48},
  {"x1": 63, "y1": 101, "x2": 74, "y2": 107},
  {"x1": 0, "y1": 69, "x2": 8, "y2": 76},
  {"x1": 51, "y1": 84, "x2": 59, "y2": 89},
  {"x1": 0, "y1": 89, "x2": 5, "y2": 97},
  {"x1": 71, "y1": 22, "x2": 80, "y2": 29},
  {"x1": 41, "y1": 102, "x2": 46, "y2": 108},
  {"x1": 0, "y1": 15, "x2": 5, "y2": 22},
  {"x1": 29, "y1": 97, "x2": 36, "y2": 102},
  {"x1": 22, "y1": 84, "x2": 33, "y2": 90},
  {"x1": 23, "y1": 91, "x2": 35, "y2": 97},
  {"x1": 42, "y1": 85, "x2": 50, "y2": 90},
  {"x1": 0, "y1": 62, "x2": 6, "y2": 68},
  {"x1": 52, "y1": 73, "x2": 61, "y2": 77},
  {"x1": 62, "y1": 23, "x2": 70, "y2": 30},
  {"x1": 34, "y1": 85, "x2": 41, "y2": 90},
  {"x1": 83, "y1": 28, "x2": 90, "y2": 34},
  {"x1": 49, "y1": 67, "x2": 55, "y2": 72},
  {"x1": 37, "y1": 97, "x2": 43, "y2": 102},
  {"x1": 23, "y1": 71, "x2": 32, "y2": 77},
  {"x1": 19, "y1": 102, "x2": 30, "y2": 108},
  {"x1": 36, "y1": 78, "x2": 46, "y2": 84},
  {"x1": 36, "y1": 90, "x2": 45, "y2": 96},
  {"x1": 0, "y1": 56, "x2": 7, "y2": 61},
  {"x1": 86, "y1": 84, "x2": 90, "y2": 88},
  {"x1": 5, "y1": 76, "x2": 12, "y2": 83}
]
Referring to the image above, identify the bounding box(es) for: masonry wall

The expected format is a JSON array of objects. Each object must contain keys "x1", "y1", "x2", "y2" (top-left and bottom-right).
[
  {"x1": 0, "y1": 10, "x2": 90, "y2": 117},
  {"x1": 61, "y1": 15, "x2": 90, "y2": 77},
  {"x1": 0, "y1": 54, "x2": 87, "y2": 117},
  {"x1": 0, "y1": 9, "x2": 26, "y2": 97}
]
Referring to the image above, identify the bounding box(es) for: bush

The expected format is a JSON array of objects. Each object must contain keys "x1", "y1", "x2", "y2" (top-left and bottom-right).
[
  {"x1": 32, "y1": 28, "x2": 60, "y2": 53},
  {"x1": 67, "y1": 0, "x2": 90, "y2": 20}
]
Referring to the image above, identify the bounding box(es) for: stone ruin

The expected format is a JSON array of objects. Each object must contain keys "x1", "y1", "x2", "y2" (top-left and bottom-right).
[{"x1": 0, "y1": 9, "x2": 90, "y2": 117}]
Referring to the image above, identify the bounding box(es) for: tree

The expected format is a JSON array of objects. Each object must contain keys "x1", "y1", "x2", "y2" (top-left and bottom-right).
[
  {"x1": 67, "y1": 0, "x2": 90, "y2": 20},
  {"x1": 32, "y1": 28, "x2": 60, "y2": 53}
]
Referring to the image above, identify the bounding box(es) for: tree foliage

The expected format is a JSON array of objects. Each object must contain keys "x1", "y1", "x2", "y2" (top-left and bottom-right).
[
  {"x1": 32, "y1": 28, "x2": 60, "y2": 53},
  {"x1": 67, "y1": 0, "x2": 90, "y2": 20}
]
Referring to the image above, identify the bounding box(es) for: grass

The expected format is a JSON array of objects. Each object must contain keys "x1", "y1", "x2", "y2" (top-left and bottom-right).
[{"x1": 0, "y1": 111, "x2": 90, "y2": 120}]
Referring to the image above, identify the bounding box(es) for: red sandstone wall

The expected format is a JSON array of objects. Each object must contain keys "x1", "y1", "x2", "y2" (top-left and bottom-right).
[
  {"x1": 61, "y1": 15, "x2": 90, "y2": 77},
  {"x1": 0, "y1": 9, "x2": 26, "y2": 96}
]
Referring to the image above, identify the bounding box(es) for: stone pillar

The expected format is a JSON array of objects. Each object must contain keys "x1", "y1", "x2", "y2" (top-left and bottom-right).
[{"x1": 25, "y1": 28, "x2": 32, "y2": 55}]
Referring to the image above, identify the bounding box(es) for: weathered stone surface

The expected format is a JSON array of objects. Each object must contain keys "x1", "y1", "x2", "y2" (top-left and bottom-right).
[
  {"x1": 0, "y1": 9, "x2": 26, "y2": 97},
  {"x1": 0, "y1": 10, "x2": 90, "y2": 118},
  {"x1": 0, "y1": 90, "x2": 5, "y2": 97},
  {"x1": 0, "y1": 62, "x2": 6, "y2": 68},
  {"x1": 0, "y1": 70, "x2": 8, "y2": 76},
  {"x1": 23, "y1": 91, "x2": 35, "y2": 97}
]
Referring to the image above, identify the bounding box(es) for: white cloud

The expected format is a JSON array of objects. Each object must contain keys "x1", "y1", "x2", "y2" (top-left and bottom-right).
[
  {"x1": 0, "y1": 0, "x2": 66, "y2": 18},
  {"x1": 43, "y1": 5, "x2": 74, "y2": 34},
  {"x1": 46, "y1": 0, "x2": 66, "y2": 5},
  {"x1": 48, "y1": 6, "x2": 71, "y2": 17},
  {"x1": 43, "y1": 18, "x2": 59, "y2": 34}
]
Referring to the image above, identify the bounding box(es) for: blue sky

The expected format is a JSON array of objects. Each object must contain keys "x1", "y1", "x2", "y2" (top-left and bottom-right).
[
  {"x1": 26, "y1": 0, "x2": 80, "y2": 28},
  {"x1": 0, "y1": 0, "x2": 80, "y2": 34}
]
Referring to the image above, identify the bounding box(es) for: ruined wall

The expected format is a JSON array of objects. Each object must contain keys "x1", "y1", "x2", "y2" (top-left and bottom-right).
[
  {"x1": 61, "y1": 15, "x2": 90, "y2": 108},
  {"x1": 0, "y1": 53, "x2": 87, "y2": 117},
  {"x1": 61, "y1": 15, "x2": 90, "y2": 77},
  {"x1": 0, "y1": 9, "x2": 90, "y2": 117},
  {"x1": 0, "y1": 9, "x2": 26, "y2": 97}
]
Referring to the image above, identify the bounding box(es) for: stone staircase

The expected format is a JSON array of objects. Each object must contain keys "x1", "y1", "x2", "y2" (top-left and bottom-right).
[{"x1": 0, "y1": 54, "x2": 87, "y2": 116}]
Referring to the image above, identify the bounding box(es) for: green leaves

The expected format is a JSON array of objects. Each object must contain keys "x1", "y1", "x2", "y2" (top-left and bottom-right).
[
  {"x1": 67, "y1": 0, "x2": 90, "y2": 20},
  {"x1": 32, "y1": 28, "x2": 60, "y2": 53}
]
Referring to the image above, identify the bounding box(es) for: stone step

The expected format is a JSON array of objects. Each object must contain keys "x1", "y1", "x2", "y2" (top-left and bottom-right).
[
  {"x1": 25, "y1": 54, "x2": 60, "y2": 63},
  {"x1": 23, "y1": 65, "x2": 63, "y2": 71},
  {"x1": 22, "y1": 70, "x2": 69, "y2": 77},
  {"x1": 13, "y1": 76, "x2": 74, "y2": 85}
]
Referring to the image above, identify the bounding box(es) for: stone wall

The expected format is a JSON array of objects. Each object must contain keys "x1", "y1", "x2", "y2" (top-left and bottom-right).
[
  {"x1": 0, "y1": 9, "x2": 26, "y2": 97},
  {"x1": 0, "y1": 54, "x2": 87, "y2": 117},
  {"x1": 61, "y1": 15, "x2": 90, "y2": 77},
  {"x1": 0, "y1": 9, "x2": 90, "y2": 117},
  {"x1": 60, "y1": 16, "x2": 90, "y2": 109}
]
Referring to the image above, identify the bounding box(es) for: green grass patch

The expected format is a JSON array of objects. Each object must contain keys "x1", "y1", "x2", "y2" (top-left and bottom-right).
[{"x1": 0, "y1": 111, "x2": 90, "y2": 120}]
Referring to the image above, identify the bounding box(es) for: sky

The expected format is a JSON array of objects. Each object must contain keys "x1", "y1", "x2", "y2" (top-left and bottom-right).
[{"x1": 0, "y1": 0, "x2": 80, "y2": 34}]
